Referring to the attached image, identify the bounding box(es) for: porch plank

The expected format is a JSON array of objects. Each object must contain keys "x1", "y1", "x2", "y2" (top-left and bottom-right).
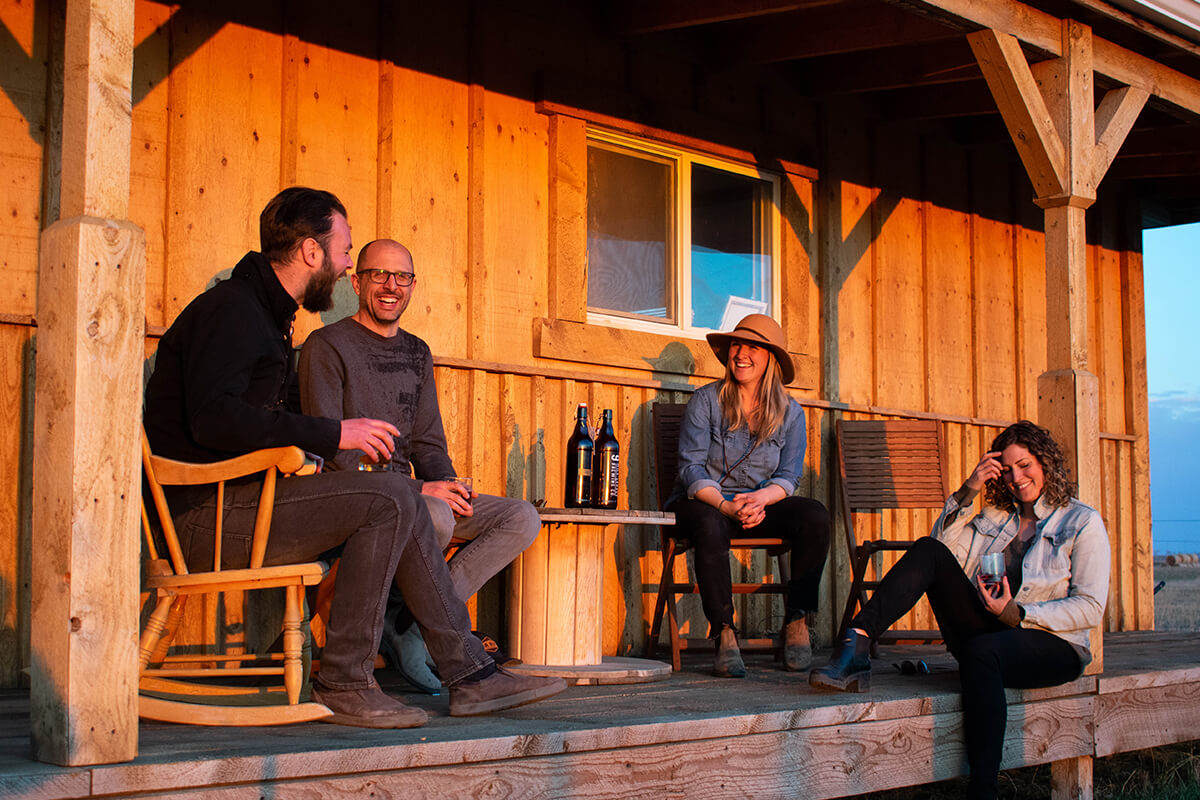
[
  {"x1": 1094, "y1": 680, "x2": 1200, "y2": 757},
  {"x1": 1, "y1": 632, "x2": 1197, "y2": 799}
]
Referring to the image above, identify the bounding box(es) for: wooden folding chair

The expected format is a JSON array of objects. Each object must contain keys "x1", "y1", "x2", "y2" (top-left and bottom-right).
[
  {"x1": 835, "y1": 418, "x2": 949, "y2": 645},
  {"x1": 645, "y1": 402, "x2": 788, "y2": 671},
  {"x1": 139, "y1": 432, "x2": 331, "y2": 725}
]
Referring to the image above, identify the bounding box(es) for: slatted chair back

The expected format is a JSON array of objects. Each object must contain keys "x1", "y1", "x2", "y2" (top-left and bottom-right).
[
  {"x1": 138, "y1": 431, "x2": 330, "y2": 726},
  {"x1": 646, "y1": 402, "x2": 788, "y2": 670},
  {"x1": 835, "y1": 418, "x2": 949, "y2": 643}
]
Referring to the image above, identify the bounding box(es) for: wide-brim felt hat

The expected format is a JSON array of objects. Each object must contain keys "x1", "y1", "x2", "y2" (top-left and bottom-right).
[{"x1": 705, "y1": 314, "x2": 794, "y2": 385}]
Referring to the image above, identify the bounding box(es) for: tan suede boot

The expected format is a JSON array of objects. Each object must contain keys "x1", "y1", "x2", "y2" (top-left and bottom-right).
[
  {"x1": 713, "y1": 625, "x2": 746, "y2": 678},
  {"x1": 783, "y1": 613, "x2": 812, "y2": 672}
]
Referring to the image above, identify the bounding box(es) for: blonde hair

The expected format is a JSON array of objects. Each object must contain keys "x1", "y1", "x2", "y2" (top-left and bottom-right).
[{"x1": 717, "y1": 353, "x2": 790, "y2": 443}]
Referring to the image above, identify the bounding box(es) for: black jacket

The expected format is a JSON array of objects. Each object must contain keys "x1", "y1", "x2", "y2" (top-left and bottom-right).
[{"x1": 144, "y1": 252, "x2": 340, "y2": 481}]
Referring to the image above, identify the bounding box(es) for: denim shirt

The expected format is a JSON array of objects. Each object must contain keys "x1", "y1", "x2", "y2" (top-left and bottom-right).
[
  {"x1": 933, "y1": 491, "x2": 1111, "y2": 664},
  {"x1": 668, "y1": 381, "x2": 806, "y2": 507}
]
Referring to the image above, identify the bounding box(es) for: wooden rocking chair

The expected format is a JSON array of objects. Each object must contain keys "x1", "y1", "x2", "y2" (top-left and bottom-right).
[{"x1": 139, "y1": 433, "x2": 331, "y2": 725}]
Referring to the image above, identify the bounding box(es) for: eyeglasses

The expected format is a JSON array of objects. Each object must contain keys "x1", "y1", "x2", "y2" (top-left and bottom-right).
[{"x1": 358, "y1": 269, "x2": 415, "y2": 287}]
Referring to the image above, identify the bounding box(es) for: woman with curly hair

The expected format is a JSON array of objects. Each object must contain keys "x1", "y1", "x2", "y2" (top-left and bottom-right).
[{"x1": 809, "y1": 420, "x2": 1109, "y2": 800}]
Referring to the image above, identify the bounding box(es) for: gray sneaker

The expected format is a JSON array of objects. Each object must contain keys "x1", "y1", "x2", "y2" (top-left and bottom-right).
[
  {"x1": 311, "y1": 683, "x2": 429, "y2": 728},
  {"x1": 449, "y1": 668, "x2": 567, "y2": 716},
  {"x1": 380, "y1": 609, "x2": 442, "y2": 695}
]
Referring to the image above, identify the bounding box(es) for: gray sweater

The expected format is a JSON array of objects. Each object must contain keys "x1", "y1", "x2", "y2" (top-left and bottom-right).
[{"x1": 298, "y1": 317, "x2": 456, "y2": 481}]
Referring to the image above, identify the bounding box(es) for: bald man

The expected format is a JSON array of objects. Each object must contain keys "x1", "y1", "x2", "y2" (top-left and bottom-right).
[{"x1": 299, "y1": 239, "x2": 540, "y2": 693}]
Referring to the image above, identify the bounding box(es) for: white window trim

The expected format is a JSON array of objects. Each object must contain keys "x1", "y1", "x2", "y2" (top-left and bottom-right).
[{"x1": 585, "y1": 127, "x2": 783, "y2": 340}]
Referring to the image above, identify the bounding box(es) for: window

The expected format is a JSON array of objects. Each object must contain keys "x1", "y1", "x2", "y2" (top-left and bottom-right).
[{"x1": 586, "y1": 130, "x2": 780, "y2": 335}]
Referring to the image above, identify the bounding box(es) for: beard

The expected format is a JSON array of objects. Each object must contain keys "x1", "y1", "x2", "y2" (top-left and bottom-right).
[{"x1": 300, "y1": 244, "x2": 339, "y2": 312}]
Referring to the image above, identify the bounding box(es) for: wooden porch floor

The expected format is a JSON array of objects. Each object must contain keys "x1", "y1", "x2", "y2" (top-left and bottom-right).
[{"x1": 2, "y1": 631, "x2": 1199, "y2": 799}]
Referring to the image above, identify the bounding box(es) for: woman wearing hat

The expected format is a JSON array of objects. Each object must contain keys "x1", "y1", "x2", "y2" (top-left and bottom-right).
[{"x1": 666, "y1": 314, "x2": 831, "y2": 677}]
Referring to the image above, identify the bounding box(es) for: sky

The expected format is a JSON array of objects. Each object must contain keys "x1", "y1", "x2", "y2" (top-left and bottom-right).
[{"x1": 1144, "y1": 221, "x2": 1200, "y2": 554}]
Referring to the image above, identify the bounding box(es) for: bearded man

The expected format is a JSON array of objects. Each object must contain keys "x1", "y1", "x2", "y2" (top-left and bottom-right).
[{"x1": 143, "y1": 187, "x2": 564, "y2": 729}]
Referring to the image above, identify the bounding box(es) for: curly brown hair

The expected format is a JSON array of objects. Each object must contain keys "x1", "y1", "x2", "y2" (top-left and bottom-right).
[{"x1": 983, "y1": 420, "x2": 1077, "y2": 511}]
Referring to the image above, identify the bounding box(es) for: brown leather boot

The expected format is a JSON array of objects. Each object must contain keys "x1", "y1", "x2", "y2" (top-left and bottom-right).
[
  {"x1": 311, "y1": 683, "x2": 428, "y2": 728},
  {"x1": 713, "y1": 625, "x2": 746, "y2": 678},
  {"x1": 782, "y1": 613, "x2": 812, "y2": 672}
]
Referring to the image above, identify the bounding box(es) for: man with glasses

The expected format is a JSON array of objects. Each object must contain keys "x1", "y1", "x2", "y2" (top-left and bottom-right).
[
  {"x1": 299, "y1": 239, "x2": 541, "y2": 693},
  {"x1": 145, "y1": 190, "x2": 563, "y2": 728}
]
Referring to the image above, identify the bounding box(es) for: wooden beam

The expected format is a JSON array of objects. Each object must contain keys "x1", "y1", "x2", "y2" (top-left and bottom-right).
[
  {"x1": 59, "y1": 0, "x2": 133, "y2": 219},
  {"x1": 901, "y1": 0, "x2": 1200, "y2": 118},
  {"x1": 31, "y1": 0, "x2": 144, "y2": 766},
  {"x1": 620, "y1": 0, "x2": 828, "y2": 34},
  {"x1": 790, "y1": 39, "x2": 981, "y2": 95},
  {"x1": 1108, "y1": 152, "x2": 1200, "y2": 179},
  {"x1": 967, "y1": 29, "x2": 1066, "y2": 197},
  {"x1": 1092, "y1": 86, "x2": 1150, "y2": 183},
  {"x1": 1062, "y1": 20, "x2": 1096, "y2": 200},
  {"x1": 722, "y1": 4, "x2": 958, "y2": 65},
  {"x1": 876, "y1": 81, "x2": 1000, "y2": 121}
]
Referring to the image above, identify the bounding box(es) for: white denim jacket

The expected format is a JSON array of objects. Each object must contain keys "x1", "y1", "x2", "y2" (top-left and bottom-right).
[{"x1": 933, "y1": 491, "x2": 1110, "y2": 664}]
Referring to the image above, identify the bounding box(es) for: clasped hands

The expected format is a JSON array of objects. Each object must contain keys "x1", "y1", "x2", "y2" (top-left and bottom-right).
[{"x1": 718, "y1": 488, "x2": 774, "y2": 529}]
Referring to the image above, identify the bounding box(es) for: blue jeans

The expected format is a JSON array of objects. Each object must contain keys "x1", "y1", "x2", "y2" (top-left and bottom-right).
[
  {"x1": 422, "y1": 493, "x2": 541, "y2": 601},
  {"x1": 171, "y1": 469, "x2": 492, "y2": 690}
]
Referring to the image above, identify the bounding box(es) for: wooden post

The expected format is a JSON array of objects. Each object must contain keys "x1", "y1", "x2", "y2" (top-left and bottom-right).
[
  {"x1": 1051, "y1": 755, "x2": 1094, "y2": 800},
  {"x1": 971, "y1": 20, "x2": 1148, "y2": 676},
  {"x1": 31, "y1": 0, "x2": 144, "y2": 766}
]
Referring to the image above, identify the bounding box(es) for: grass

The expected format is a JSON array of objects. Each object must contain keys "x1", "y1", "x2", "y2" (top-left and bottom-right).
[
  {"x1": 851, "y1": 563, "x2": 1200, "y2": 799},
  {"x1": 851, "y1": 742, "x2": 1200, "y2": 799},
  {"x1": 1153, "y1": 564, "x2": 1200, "y2": 632}
]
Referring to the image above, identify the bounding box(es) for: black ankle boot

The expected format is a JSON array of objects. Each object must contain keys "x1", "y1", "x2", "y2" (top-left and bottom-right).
[{"x1": 809, "y1": 629, "x2": 872, "y2": 692}]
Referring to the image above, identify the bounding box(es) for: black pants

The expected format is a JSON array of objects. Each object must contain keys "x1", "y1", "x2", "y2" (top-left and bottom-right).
[
  {"x1": 853, "y1": 537, "x2": 1082, "y2": 800},
  {"x1": 672, "y1": 495, "x2": 831, "y2": 634}
]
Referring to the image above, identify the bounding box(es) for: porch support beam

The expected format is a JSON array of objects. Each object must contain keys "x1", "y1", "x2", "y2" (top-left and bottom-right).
[
  {"x1": 970, "y1": 20, "x2": 1149, "y2": 677},
  {"x1": 904, "y1": 0, "x2": 1200, "y2": 117},
  {"x1": 31, "y1": 0, "x2": 144, "y2": 766}
]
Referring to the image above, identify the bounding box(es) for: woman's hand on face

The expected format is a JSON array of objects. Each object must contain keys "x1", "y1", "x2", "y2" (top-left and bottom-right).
[
  {"x1": 976, "y1": 574, "x2": 1012, "y2": 616},
  {"x1": 965, "y1": 451, "x2": 1003, "y2": 493}
]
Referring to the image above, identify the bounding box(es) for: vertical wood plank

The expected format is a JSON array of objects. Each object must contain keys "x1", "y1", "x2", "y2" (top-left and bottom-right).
[
  {"x1": 1014, "y1": 176, "x2": 1047, "y2": 420},
  {"x1": 923, "y1": 137, "x2": 973, "y2": 418},
  {"x1": 820, "y1": 101, "x2": 875, "y2": 407},
  {"x1": 129, "y1": 0, "x2": 172, "y2": 330},
  {"x1": 873, "y1": 129, "x2": 925, "y2": 411},
  {"x1": 163, "y1": 5, "x2": 284, "y2": 321},
  {"x1": 1117, "y1": 212, "x2": 1153, "y2": 630},
  {"x1": 0, "y1": 0, "x2": 49, "y2": 317},
  {"x1": 375, "y1": 60, "x2": 470, "y2": 358},
  {"x1": 0, "y1": 325, "x2": 33, "y2": 686},
  {"x1": 969, "y1": 147, "x2": 1019, "y2": 422},
  {"x1": 548, "y1": 114, "x2": 587, "y2": 324}
]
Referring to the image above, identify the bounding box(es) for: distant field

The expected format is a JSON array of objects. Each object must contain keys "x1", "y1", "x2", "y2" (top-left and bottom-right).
[{"x1": 1155, "y1": 563, "x2": 1200, "y2": 632}]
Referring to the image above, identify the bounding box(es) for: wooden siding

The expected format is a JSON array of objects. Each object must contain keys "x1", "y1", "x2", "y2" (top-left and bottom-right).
[{"x1": 0, "y1": 0, "x2": 1154, "y2": 685}]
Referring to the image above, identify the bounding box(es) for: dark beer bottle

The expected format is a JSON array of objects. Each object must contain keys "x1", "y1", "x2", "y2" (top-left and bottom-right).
[
  {"x1": 592, "y1": 409, "x2": 620, "y2": 509},
  {"x1": 564, "y1": 403, "x2": 593, "y2": 507}
]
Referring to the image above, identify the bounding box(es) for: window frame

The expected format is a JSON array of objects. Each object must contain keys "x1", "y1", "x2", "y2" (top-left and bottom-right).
[{"x1": 584, "y1": 127, "x2": 783, "y2": 341}]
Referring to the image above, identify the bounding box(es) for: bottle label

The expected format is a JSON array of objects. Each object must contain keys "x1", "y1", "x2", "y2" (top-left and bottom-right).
[{"x1": 603, "y1": 452, "x2": 620, "y2": 502}]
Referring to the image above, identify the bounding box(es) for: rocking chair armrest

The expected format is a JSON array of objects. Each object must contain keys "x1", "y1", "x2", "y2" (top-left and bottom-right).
[
  {"x1": 147, "y1": 561, "x2": 328, "y2": 593},
  {"x1": 147, "y1": 446, "x2": 308, "y2": 487}
]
